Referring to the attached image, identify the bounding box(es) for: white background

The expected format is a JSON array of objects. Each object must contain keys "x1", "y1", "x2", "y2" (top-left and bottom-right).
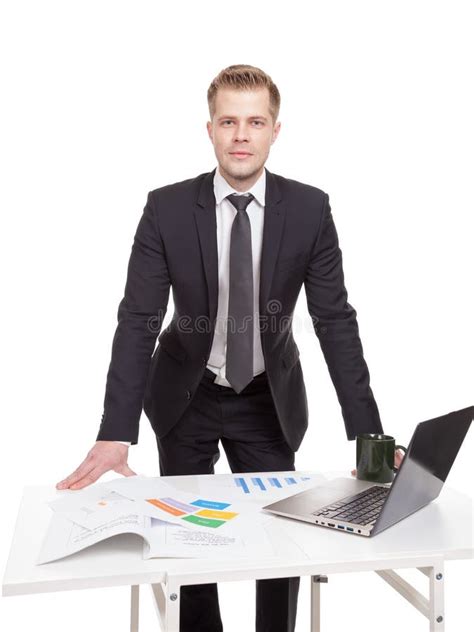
[{"x1": 1, "y1": 0, "x2": 472, "y2": 630}]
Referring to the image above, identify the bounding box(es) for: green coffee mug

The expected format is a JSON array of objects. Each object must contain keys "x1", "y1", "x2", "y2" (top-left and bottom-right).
[{"x1": 356, "y1": 434, "x2": 407, "y2": 483}]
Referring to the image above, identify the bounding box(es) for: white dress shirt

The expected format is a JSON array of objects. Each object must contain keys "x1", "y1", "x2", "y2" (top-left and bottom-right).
[
  {"x1": 206, "y1": 165, "x2": 266, "y2": 386},
  {"x1": 114, "y1": 166, "x2": 267, "y2": 446}
]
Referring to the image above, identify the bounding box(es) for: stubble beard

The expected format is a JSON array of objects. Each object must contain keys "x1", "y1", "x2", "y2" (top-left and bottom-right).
[{"x1": 220, "y1": 155, "x2": 265, "y2": 184}]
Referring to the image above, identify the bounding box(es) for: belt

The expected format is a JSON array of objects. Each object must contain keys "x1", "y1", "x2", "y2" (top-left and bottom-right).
[{"x1": 203, "y1": 367, "x2": 267, "y2": 386}]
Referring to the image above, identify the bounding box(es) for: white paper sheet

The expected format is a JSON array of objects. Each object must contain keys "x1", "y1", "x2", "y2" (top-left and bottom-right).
[
  {"x1": 38, "y1": 475, "x2": 281, "y2": 564},
  {"x1": 48, "y1": 487, "x2": 141, "y2": 529},
  {"x1": 102, "y1": 476, "x2": 260, "y2": 532},
  {"x1": 196, "y1": 471, "x2": 327, "y2": 503},
  {"x1": 37, "y1": 511, "x2": 145, "y2": 565},
  {"x1": 142, "y1": 515, "x2": 276, "y2": 559}
]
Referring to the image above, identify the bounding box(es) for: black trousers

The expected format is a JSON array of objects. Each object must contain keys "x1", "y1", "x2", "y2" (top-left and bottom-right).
[{"x1": 156, "y1": 368, "x2": 300, "y2": 632}]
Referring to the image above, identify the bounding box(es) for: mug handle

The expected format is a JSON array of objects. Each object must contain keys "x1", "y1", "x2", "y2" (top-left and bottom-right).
[{"x1": 393, "y1": 445, "x2": 407, "y2": 473}]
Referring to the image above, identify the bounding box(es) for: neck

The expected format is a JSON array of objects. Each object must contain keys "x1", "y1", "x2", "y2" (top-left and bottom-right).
[{"x1": 218, "y1": 165, "x2": 264, "y2": 192}]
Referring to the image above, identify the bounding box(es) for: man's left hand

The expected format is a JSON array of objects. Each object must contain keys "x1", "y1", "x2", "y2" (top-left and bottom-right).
[{"x1": 351, "y1": 448, "x2": 405, "y2": 477}]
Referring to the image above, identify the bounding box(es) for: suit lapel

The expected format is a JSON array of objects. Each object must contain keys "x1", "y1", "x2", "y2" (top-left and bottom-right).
[
  {"x1": 195, "y1": 168, "x2": 219, "y2": 325},
  {"x1": 194, "y1": 166, "x2": 286, "y2": 326},
  {"x1": 260, "y1": 167, "x2": 286, "y2": 315}
]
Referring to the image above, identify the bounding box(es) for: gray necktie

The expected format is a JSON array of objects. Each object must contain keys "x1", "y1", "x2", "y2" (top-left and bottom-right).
[{"x1": 225, "y1": 192, "x2": 255, "y2": 393}]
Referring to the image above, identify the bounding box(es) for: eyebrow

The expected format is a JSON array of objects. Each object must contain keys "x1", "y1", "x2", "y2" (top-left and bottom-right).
[{"x1": 217, "y1": 115, "x2": 268, "y2": 122}]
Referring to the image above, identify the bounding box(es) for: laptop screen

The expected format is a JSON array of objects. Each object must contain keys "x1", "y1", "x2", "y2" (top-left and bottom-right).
[{"x1": 372, "y1": 405, "x2": 473, "y2": 535}]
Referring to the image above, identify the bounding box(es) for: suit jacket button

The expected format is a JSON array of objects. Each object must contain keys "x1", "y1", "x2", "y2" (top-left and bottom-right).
[
  {"x1": 186, "y1": 390, "x2": 192, "y2": 400},
  {"x1": 320, "y1": 326, "x2": 328, "y2": 334}
]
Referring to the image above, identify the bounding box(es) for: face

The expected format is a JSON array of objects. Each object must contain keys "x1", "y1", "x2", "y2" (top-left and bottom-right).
[{"x1": 207, "y1": 87, "x2": 281, "y2": 191}]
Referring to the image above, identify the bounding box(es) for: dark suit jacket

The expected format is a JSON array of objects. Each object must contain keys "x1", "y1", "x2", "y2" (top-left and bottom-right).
[{"x1": 96, "y1": 166, "x2": 383, "y2": 450}]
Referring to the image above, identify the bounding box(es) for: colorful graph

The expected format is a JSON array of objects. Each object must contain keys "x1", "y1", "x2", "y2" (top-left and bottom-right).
[
  {"x1": 234, "y1": 476, "x2": 312, "y2": 494},
  {"x1": 145, "y1": 496, "x2": 238, "y2": 529}
]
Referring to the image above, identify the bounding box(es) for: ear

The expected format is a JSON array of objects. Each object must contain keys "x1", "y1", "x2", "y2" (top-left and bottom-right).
[
  {"x1": 271, "y1": 121, "x2": 281, "y2": 144},
  {"x1": 206, "y1": 121, "x2": 213, "y2": 142}
]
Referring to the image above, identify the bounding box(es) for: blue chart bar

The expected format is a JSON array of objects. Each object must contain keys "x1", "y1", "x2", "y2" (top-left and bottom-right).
[
  {"x1": 235, "y1": 477, "x2": 250, "y2": 494},
  {"x1": 191, "y1": 499, "x2": 231, "y2": 510},
  {"x1": 234, "y1": 475, "x2": 314, "y2": 494},
  {"x1": 251, "y1": 477, "x2": 266, "y2": 490},
  {"x1": 268, "y1": 477, "x2": 283, "y2": 488}
]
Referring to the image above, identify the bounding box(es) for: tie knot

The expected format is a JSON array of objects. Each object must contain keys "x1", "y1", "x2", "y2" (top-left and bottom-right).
[{"x1": 226, "y1": 193, "x2": 255, "y2": 212}]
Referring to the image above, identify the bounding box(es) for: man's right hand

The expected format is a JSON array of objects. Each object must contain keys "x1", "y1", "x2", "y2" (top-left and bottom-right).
[{"x1": 56, "y1": 441, "x2": 137, "y2": 491}]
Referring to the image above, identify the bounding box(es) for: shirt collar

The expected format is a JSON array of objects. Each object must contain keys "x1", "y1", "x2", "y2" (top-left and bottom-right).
[{"x1": 213, "y1": 164, "x2": 266, "y2": 207}]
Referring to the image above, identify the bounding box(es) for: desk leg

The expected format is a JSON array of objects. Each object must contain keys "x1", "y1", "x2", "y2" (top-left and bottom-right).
[
  {"x1": 376, "y1": 561, "x2": 445, "y2": 631},
  {"x1": 130, "y1": 585, "x2": 139, "y2": 632},
  {"x1": 150, "y1": 580, "x2": 181, "y2": 632},
  {"x1": 428, "y1": 562, "x2": 445, "y2": 631},
  {"x1": 310, "y1": 575, "x2": 328, "y2": 631},
  {"x1": 165, "y1": 580, "x2": 181, "y2": 632}
]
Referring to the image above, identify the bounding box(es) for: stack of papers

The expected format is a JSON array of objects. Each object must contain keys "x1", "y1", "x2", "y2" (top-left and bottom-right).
[{"x1": 37, "y1": 472, "x2": 325, "y2": 565}]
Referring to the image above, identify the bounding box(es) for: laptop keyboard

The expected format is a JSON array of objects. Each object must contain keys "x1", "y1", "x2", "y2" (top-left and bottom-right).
[{"x1": 312, "y1": 485, "x2": 390, "y2": 526}]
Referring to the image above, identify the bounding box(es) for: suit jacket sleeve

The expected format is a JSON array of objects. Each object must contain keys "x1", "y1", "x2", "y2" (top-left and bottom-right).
[
  {"x1": 304, "y1": 193, "x2": 383, "y2": 440},
  {"x1": 96, "y1": 191, "x2": 170, "y2": 444}
]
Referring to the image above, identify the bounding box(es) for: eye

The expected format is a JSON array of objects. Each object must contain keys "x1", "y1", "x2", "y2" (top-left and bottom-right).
[{"x1": 221, "y1": 120, "x2": 264, "y2": 126}]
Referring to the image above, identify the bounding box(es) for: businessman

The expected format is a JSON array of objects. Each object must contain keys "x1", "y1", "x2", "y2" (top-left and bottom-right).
[{"x1": 57, "y1": 64, "x2": 403, "y2": 631}]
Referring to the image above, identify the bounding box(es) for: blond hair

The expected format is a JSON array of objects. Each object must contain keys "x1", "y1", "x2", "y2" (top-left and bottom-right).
[{"x1": 207, "y1": 64, "x2": 281, "y2": 124}]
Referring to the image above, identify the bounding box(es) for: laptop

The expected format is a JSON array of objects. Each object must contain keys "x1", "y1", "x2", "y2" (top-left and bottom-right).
[{"x1": 262, "y1": 406, "x2": 473, "y2": 537}]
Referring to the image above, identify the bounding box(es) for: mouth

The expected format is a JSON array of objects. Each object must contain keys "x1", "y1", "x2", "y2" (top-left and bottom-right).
[{"x1": 229, "y1": 152, "x2": 252, "y2": 159}]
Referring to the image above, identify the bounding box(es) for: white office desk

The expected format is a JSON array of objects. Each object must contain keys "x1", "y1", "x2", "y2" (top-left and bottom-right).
[{"x1": 2, "y1": 471, "x2": 473, "y2": 631}]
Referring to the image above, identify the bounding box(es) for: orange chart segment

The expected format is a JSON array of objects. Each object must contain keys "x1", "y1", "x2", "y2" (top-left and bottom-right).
[{"x1": 146, "y1": 498, "x2": 186, "y2": 516}]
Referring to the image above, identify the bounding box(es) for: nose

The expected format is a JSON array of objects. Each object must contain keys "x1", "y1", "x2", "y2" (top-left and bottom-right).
[{"x1": 233, "y1": 123, "x2": 251, "y2": 143}]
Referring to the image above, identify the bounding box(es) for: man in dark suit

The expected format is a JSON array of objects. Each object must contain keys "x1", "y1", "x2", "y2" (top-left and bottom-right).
[{"x1": 57, "y1": 64, "x2": 402, "y2": 631}]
